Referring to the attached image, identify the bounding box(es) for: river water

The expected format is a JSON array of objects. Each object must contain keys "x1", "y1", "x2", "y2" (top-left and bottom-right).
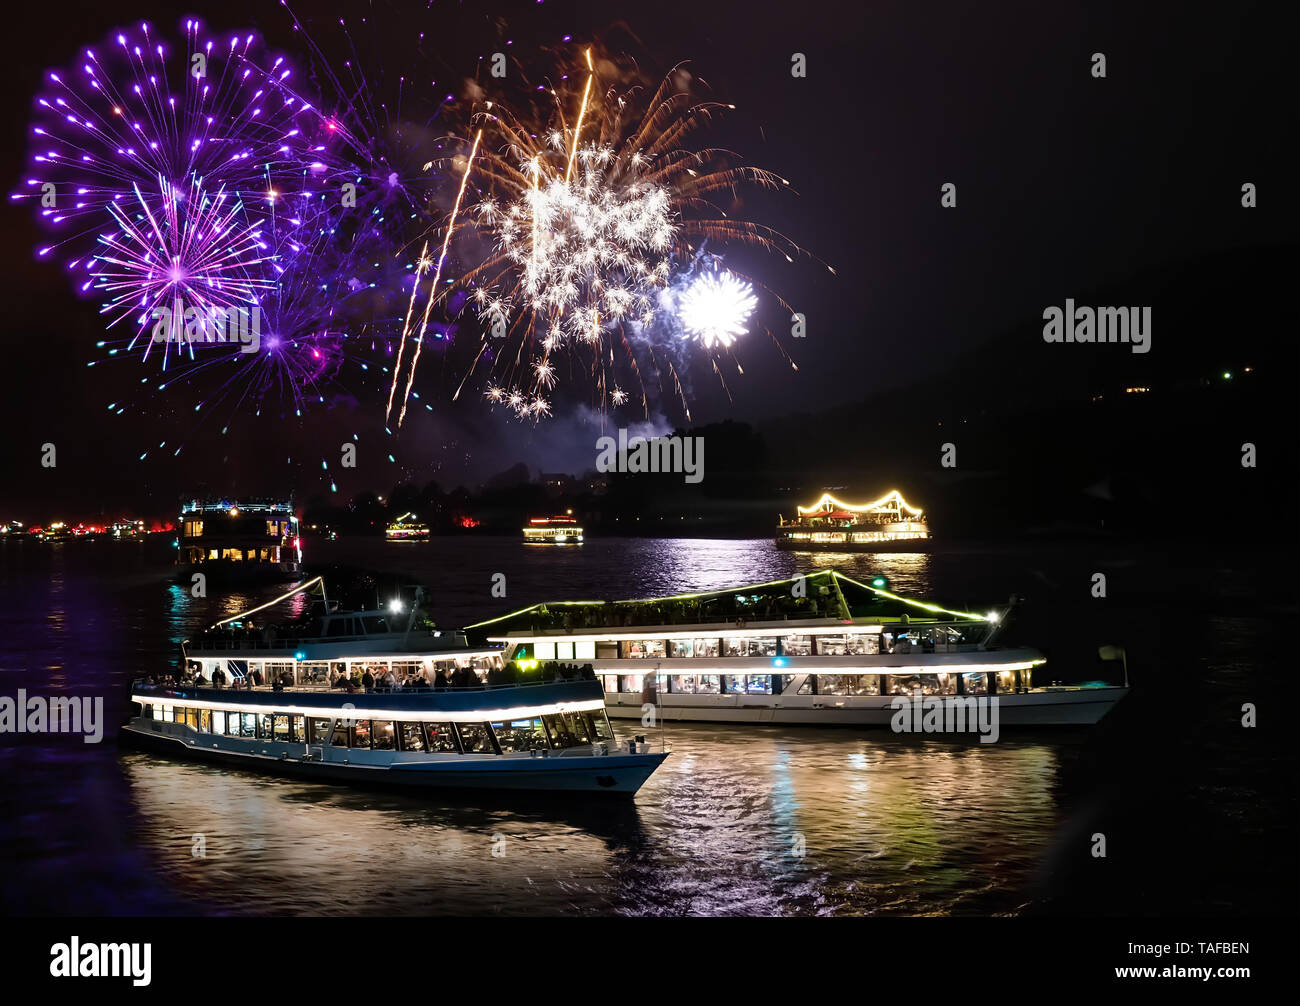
[{"x1": 0, "y1": 536, "x2": 1285, "y2": 915}]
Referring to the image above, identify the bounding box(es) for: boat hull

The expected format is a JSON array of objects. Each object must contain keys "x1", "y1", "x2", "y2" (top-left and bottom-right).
[
  {"x1": 606, "y1": 686, "x2": 1128, "y2": 727},
  {"x1": 120, "y1": 721, "x2": 666, "y2": 794},
  {"x1": 774, "y1": 537, "x2": 932, "y2": 553}
]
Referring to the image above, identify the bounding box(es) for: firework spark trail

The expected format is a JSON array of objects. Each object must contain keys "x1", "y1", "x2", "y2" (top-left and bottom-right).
[
  {"x1": 385, "y1": 240, "x2": 429, "y2": 420},
  {"x1": 393, "y1": 128, "x2": 482, "y2": 428},
  {"x1": 565, "y1": 49, "x2": 594, "y2": 183}
]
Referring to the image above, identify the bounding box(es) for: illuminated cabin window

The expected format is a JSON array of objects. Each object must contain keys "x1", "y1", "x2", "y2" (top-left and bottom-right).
[
  {"x1": 426, "y1": 724, "x2": 458, "y2": 752},
  {"x1": 819, "y1": 675, "x2": 882, "y2": 696},
  {"x1": 456, "y1": 722, "x2": 495, "y2": 754},
  {"x1": 884, "y1": 673, "x2": 958, "y2": 696},
  {"x1": 623, "y1": 639, "x2": 667, "y2": 659},
  {"x1": 183, "y1": 520, "x2": 203, "y2": 538},
  {"x1": 371, "y1": 721, "x2": 396, "y2": 751},
  {"x1": 781, "y1": 635, "x2": 813, "y2": 656},
  {"x1": 673, "y1": 674, "x2": 721, "y2": 694},
  {"x1": 492, "y1": 718, "x2": 549, "y2": 753},
  {"x1": 816, "y1": 633, "x2": 880, "y2": 656},
  {"x1": 723, "y1": 674, "x2": 772, "y2": 694},
  {"x1": 399, "y1": 723, "x2": 426, "y2": 752},
  {"x1": 723, "y1": 636, "x2": 779, "y2": 657}
]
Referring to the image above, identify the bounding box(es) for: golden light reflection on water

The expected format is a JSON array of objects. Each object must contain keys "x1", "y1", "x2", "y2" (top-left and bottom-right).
[{"x1": 123, "y1": 725, "x2": 1063, "y2": 916}]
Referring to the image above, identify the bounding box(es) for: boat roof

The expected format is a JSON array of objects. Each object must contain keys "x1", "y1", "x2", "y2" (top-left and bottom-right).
[{"x1": 467, "y1": 570, "x2": 995, "y2": 639}]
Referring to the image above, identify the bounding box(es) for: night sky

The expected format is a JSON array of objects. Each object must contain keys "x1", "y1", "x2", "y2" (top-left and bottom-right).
[{"x1": 0, "y1": 0, "x2": 1291, "y2": 515}]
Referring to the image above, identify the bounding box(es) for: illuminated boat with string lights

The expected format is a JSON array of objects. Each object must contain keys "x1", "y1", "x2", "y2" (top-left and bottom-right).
[
  {"x1": 176, "y1": 498, "x2": 302, "y2": 582},
  {"x1": 523, "y1": 514, "x2": 584, "y2": 545},
  {"x1": 470, "y1": 570, "x2": 1129, "y2": 728},
  {"x1": 776, "y1": 491, "x2": 931, "y2": 552},
  {"x1": 122, "y1": 577, "x2": 667, "y2": 795},
  {"x1": 385, "y1": 512, "x2": 431, "y2": 541}
]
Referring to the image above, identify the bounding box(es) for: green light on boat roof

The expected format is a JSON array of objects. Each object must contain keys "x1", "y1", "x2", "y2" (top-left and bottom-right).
[{"x1": 870, "y1": 576, "x2": 888, "y2": 589}]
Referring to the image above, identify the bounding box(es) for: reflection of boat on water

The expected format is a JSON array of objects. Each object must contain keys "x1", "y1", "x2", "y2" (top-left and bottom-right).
[
  {"x1": 523, "y1": 514, "x2": 584, "y2": 545},
  {"x1": 471, "y1": 570, "x2": 1128, "y2": 728},
  {"x1": 122, "y1": 578, "x2": 667, "y2": 795},
  {"x1": 385, "y1": 512, "x2": 430, "y2": 541},
  {"x1": 776, "y1": 490, "x2": 931, "y2": 552},
  {"x1": 176, "y1": 498, "x2": 301, "y2": 582}
]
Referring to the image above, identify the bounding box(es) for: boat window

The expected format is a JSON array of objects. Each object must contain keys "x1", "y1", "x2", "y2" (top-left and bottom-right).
[
  {"x1": 362, "y1": 616, "x2": 390, "y2": 634},
  {"x1": 692, "y1": 638, "x2": 720, "y2": 657},
  {"x1": 326, "y1": 618, "x2": 351, "y2": 638},
  {"x1": 271, "y1": 715, "x2": 290, "y2": 741},
  {"x1": 846, "y1": 633, "x2": 881, "y2": 655},
  {"x1": 675, "y1": 675, "x2": 721, "y2": 694},
  {"x1": 212, "y1": 710, "x2": 225, "y2": 734},
  {"x1": 456, "y1": 722, "x2": 496, "y2": 754},
  {"x1": 817, "y1": 675, "x2": 881, "y2": 696},
  {"x1": 493, "y1": 718, "x2": 548, "y2": 753},
  {"x1": 781, "y1": 635, "x2": 813, "y2": 656},
  {"x1": 723, "y1": 637, "x2": 779, "y2": 657},
  {"x1": 289, "y1": 715, "x2": 305, "y2": 743},
  {"x1": 723, "y1": 675, "x2": 772, "y2": 695},
  {"x1": 307, "y1": 718, "x2": 331, "y2": 744},
  {"x1": 398, "y1": 722, "x2": 426, "y2": 752},
  {"x1": 627, "y1": 639, "x2": 666, "y2": 659},
  {"x1": 586, "y1": 711, "x2": 614, "y2": 743},
  {"x1": 330, "y1": 720, "x2": 350, "y2": 747},
  {"x1": 240, "y1": 713, "x2": 257, "y2": 737},
  {"x1": 199, "y1": 710, "x2": 211, "y2": 732},
  {"x1": 797, "y1": 676, "x2": 816, "y2": 695},
  {"x1": 424, "y1": 723, "x2": 459, "y2": 753},
  {"x1": 371, "y1": 721, "x2": 396, "y2": 751},
  {"x1": 352, "y1": 720, "x2": 372, "y2": 748},
  {"x1": 534, "y1": 641, "x2": 557, "y2": 659},
  {"x1": 670, "y1": 639, "x2": 693, "y2": 658},
  {"x1": 542, "y1": 712, "x2": 592, "y2": 748},
  {"x1": 574, "y1": 641, "x2": 595, "y2": 660},
  {"x1": 602, "y1": 675, "x2": 620, "y2": 693}
]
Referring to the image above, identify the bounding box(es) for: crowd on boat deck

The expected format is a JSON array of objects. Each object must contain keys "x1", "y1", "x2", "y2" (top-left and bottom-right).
[{"x1": 145, "y1": 658, "x2": 596, "y2": 694}]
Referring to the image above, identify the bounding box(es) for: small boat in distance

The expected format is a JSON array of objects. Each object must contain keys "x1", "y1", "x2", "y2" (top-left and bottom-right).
[
  {"x1": 523, "y1": 514, "x2": 584, "y2": 545},
  {"x1": 776, "y1": 490, "x2": 930, "y2": 552},
  {"x1": 176, "y1": 498, "x2": 301, "y2": 582},
  {"x1": 386, "y1": 512, "x2": 431, "y2": 541},
  {"x1": 470, "y1": 570, "x2": 1128, "y2": 728},
  {"x1": 122, "y1": 578, "x2": 667, "y2": 795}
]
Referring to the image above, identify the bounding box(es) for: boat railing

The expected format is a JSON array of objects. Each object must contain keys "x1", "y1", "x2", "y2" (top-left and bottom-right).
[{"x1": 131, "y1": 676, "x2": 596, "y2": 696}]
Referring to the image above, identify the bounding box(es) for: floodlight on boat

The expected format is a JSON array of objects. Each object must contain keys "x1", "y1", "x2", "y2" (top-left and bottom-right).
[{"x1": 388, "y1": 599, "x2": 404, "y2": 614}]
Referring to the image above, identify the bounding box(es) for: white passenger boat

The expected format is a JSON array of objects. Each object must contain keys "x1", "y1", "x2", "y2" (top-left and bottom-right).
[
  {"x1": 469, "y1": 571, "x2": 1129, "y2": 728},
  {"x1": 121, "y1": 578, "x2": 668, "y2": 795}
]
